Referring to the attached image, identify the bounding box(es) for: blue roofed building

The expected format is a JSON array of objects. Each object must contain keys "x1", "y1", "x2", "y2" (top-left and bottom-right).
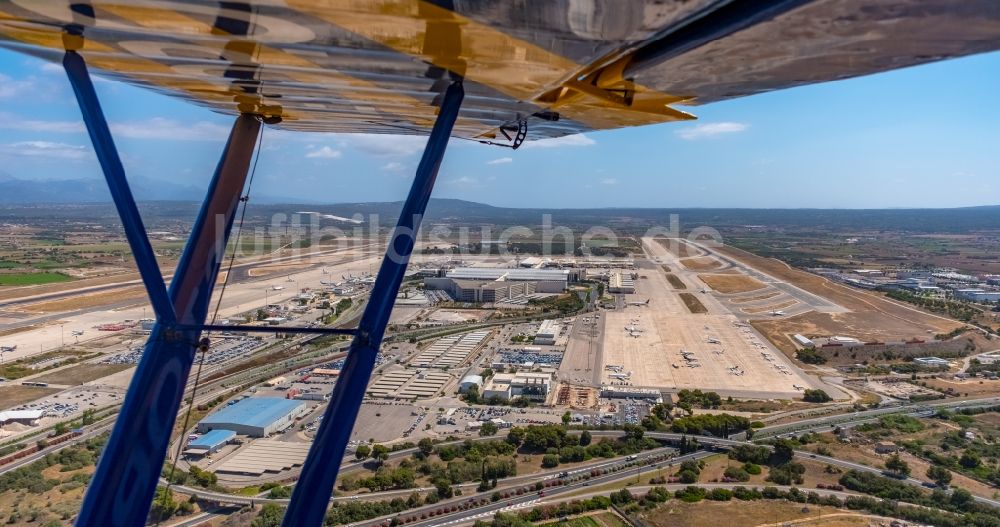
[
  {"x1": 185, "y1": 429, "x2": 235, "y2": 455},
  {"x1": 196, "y1": 397, "x2": 307, "y2": 437}
]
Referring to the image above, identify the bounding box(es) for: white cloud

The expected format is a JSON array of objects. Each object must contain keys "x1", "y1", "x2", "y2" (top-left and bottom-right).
[
  {"x1": 486, "y1": 157, "x2": 513, "y2": 165},
  {"x1": 520, "y1": 134, "x2": 596, "y2": 149},
  {"x1": 381, "y1": 161, "x2": 405, "y2": 171},
  {"x1": 0, "y1": 114, "x2": 83, "y2": 133},
  {"x1": 601, "y1": 178, "x2": 619, "y2": 185},
  {"x1": 305, "y1": 146, "x2": 342, "y2": 159},
  {"x1": 0, "y1": 115, "x2": 230, "y2": 141},
  {"x1": 676, "y1": 122, "x2": 749, "y2": 140},
  {"x1": 0, "y1": 74, "x2": 37, "y2": 99},
  {"x1": 0, "y1": 141, "x2": 90, "y2": 160},
  {"x1": 448, "y1": 176, "x2": 478, "y2": 185},
  {"x1": 111, "y1": 118, "x2": 231, "y2": 141},
  {"x1": 343, "y1": 134, "x2": 428, "y2": 157}
]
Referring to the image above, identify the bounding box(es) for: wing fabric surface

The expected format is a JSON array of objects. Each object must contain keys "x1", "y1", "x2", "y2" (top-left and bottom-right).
[{"x1": 0, "y1": 1, "x2": 997, "y2": 142}]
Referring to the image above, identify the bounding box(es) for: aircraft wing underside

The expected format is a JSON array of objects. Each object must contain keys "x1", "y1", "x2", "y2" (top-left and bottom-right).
[{"x1": 0, "y1": 0, "x2": 998, "y2": 142}]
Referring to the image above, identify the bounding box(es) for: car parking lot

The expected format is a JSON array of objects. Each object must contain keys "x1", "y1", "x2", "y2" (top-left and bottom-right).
[{"x1": 101, "y1": 336, "x2": 266, "y2": 367}]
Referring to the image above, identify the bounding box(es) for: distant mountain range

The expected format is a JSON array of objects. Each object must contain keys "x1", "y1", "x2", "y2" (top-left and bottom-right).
[
  {"x1": 0, "y1": 174, "x2": 997, "y2": 233},
  {"x1": 0, "y1": 174, "x2": 307, "y2": 204}
]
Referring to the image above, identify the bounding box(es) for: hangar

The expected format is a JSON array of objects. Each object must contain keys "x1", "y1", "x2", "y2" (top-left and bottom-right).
[{"x1": 196, "y1": 398, "x2": 307, "y2": 438}]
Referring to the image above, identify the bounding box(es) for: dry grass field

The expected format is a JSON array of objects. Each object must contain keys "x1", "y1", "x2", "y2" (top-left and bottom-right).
[
  {"x1": 678, "y1": 292, "x2": 708, "y2": 314},
  {"x1": 679, "y1": 257, "x2": 723, "y2": 271},
  {"x1": 730, "y1": 292, "x2": 781, "y2": 304},
  {"x1": 716, "y1": 245, "x2": 960, "y2": 333},
  {"x1": 33, "y1": 363, "x2": 133, "y2": 385},
  {"x1": 247, "y1": 263, "x2": 312, "y2": 277},
  {"x1": 664, "y1": 273, "x2": 686, "y2": 289},
  {"x1": 655, "y1": 237, "x2": 697, "y2": 258},
  {"x1": 743, "y1": 300, "x2": 797, "y2": 314},
  {"x1": 922, "y1": 377, "x2": 1000, "y2": 397},
  {"x1": 698, "y1": 273, "x2": 766, "y2": 294},
  {"x1": 21, "y1": 286, "x2": 146, "y2": 313},
  {"x1": 0, "y1": 385, "x2": 60, "y2": 408},
  {"x1": 638, "y1": 501, "x2": 868, "y2": 527}
]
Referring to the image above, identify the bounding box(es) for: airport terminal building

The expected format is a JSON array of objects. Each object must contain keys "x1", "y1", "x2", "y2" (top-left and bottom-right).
[
  {"x1": 425, "y1": 267, "x2": 571, "y2": 302},
  {"x1": 196, "y1": 397, "x2": 307, "y2": 438}
]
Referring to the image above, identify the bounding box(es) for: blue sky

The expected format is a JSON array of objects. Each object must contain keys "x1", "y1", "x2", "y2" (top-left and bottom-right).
[{"x1": 0, "y1": 47, "x2": 997, "y2": 209}]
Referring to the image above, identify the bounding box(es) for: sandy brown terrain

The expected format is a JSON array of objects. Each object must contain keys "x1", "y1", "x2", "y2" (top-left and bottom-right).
[
  {"x1": 716, "y1": 245, "x2": 960, "y2": 333},
  {"x1": 679, "y1": 257, "x2": 723, "y2": 271},
  {"x1": 743, "y1": 300, "x2": 797, "y2": 314},
  {"x1": 730, "y1": 292, "x2": 781, "y2": 304},
  {"x1": 698, "y1": 273, "x2": 766, "y2": 294}
]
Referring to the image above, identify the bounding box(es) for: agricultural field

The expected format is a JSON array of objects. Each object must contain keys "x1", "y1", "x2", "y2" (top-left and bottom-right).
[{"x1": 0, "y1": 272, "x2": 72, "y2": 286}]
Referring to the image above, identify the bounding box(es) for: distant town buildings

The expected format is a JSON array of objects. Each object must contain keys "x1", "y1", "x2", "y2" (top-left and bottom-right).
[{"x1": 813, "y1": 266, "x2": 999, "y2": 303}]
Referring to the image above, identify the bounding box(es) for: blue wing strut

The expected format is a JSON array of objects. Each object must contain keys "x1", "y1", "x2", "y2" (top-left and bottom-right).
[
  {"x1": 65, "y1": 49, "x2": 262, "y2": 526},
  {"x1": 281, "y1": 80, "x2": 465, "y2": 527}
]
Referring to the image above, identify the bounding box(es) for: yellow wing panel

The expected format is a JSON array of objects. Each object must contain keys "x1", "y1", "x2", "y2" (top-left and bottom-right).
[{"x1": 0, "y1": 1, "x2": 997, "y2": 140}]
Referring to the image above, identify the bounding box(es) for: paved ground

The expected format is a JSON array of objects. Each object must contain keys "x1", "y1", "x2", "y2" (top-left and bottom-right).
[
  {"x1": 559, "y1": 314, "x2": 604, "y2": 386},
  {"x1": 598, "y1": 238, "x2": 823, "y2": 399}
]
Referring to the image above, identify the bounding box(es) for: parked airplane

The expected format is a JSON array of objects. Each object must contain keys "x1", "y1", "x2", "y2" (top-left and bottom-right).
[
  {"x1": 770, "y1": 310, "x2": 786, "y2": 316},
  {"x1": 626, "y1": 299, "x2": 650, "y2": 306}
]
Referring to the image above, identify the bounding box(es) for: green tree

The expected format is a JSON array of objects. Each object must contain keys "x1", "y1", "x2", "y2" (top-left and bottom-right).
[
  {"x1": 354, "y1": 444, "x2": 371, "y2": 460},
  {"x1": 149, "y1": 486, "x2": 177, "y2": 521},
  {"x1": 561, "y1": 411, "x2": 571, "y2": 425},
  {"x1": 251, "y1": 504, "x2": 285, "y2": 527},
  {"x1": 417, "y1": 438, "x2": 434, "y2": 457},
  {"x1": 371, "y1": 444, "x2": 390, "y2": 465},
  {"x1": 803, "y1": 389, "x2": 832, "y2": 403},
  {"x1": 579, "y1": 430, "x2": 592, "y2": 446},
  {"x1": 506, "y1": 427, "x2": 524, "y2": 447},
  {"x1": 959, "y1": 451, "x2": 981, "y2": 469},
  {"x1": 53, "y1": 422, "x2": 68, "y2": 435},
  {"x1": 926, "y1": 465, "x2": 952, "y2": 488},
  {"x1": 885, "y1": 454, "x2": 911, "y2": 477},
  {"x1": 950, "y1": 487, "x2": 973, "y2": 508},
  {"x1": 479, "y1": 421, "x2": 499, "y2": 437}
]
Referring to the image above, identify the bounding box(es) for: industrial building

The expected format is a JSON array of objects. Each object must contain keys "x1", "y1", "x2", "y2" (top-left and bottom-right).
[
  {"x1": 608, "y1": 272, "x2": 636, "y2": 294},
  {"x1": 424, "y1": 267, "x2": 570, "y2": 302},
  {"x1": 954, "y1": 288, "x2": 1000, "y2": 302},
  {"x1": 0, "y1": 409, "x2": 43, "y2": 427},
  {"x1": 196, "y1": 397, "x2": 307, "y2": 437},
  {"x1": 185, "y1": 429, "x2": 235, "y2": 456},
  {"x1": 482, "y1": 372, "x2": 552, "y2": 401},
  {"x1": 793, "y1": 334, "x2": 814, "y2": 348},
  {"x1": 459, "y1": 375, "x2": 483, "y2": 393},
  {"x1": 977, "y1": 352, "x2": 1000, "y2": 365},
  {"x1": 599, "y1": 387, "x2": 664, "y2": 403},
  {"x1": 534, "y1": 320, "x2": 561, "y2": 345},
  {"x1": 914, "y1": 356, "x2": 951, "y2": 367}
]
